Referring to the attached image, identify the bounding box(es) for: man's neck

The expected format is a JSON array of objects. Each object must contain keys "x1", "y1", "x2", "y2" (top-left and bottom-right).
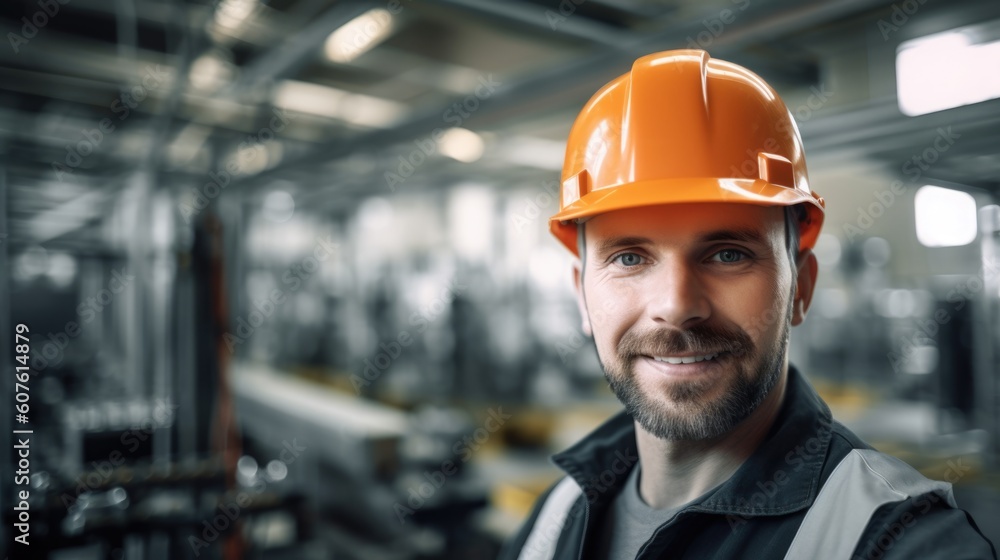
[{"x1": 634, "y1": 365, "x2": 789, "y2": 510}]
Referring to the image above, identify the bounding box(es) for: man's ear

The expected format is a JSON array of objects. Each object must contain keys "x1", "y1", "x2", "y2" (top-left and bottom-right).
[
  {"x1": 572, "y1": 261, "x2": 592, "y2": 336},
  {"x1": 792, "y1": 249, "x2": 818, "y2": 326}
]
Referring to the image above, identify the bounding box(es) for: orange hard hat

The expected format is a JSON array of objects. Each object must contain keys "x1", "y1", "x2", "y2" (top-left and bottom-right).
[{"x1": 549, "y1": 49, "x2": 825, "y2": 257}]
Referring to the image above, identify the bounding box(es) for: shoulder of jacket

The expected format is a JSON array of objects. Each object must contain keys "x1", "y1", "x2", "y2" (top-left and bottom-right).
[{"x1": 785, "y1": 447, "x2": 959, "y2": 559}]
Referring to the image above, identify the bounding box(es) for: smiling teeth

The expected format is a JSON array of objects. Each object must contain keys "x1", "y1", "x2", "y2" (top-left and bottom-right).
[{"x1": 653, "y1": 353, "x2": 719, "y2": 365}]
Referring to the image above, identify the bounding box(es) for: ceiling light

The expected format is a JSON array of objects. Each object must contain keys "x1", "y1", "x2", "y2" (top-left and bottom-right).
[
  {"x1": 914, "y1": 185, "x2": 978, "y2": 247},
  {"x1": 324, "y1": 9, "x2": 394, "y2": 63},
  {"x1": 897, "y1": 28, "x2": 1000, "y2": 116},
  {"x1": 212, "y1": 0, "x2": 258, "y2": 37},
  {"x1": 439, "y1": 128, "x2": 484, "y2": 163},
  {"x1": 273, "y1": 80, "x2": 407, "y2": 128},
  {"x1": 189, "y1": 52, "x2": 235, "y2": 93}
]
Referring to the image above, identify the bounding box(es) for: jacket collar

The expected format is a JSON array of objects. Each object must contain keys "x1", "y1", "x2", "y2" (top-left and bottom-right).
[{"x1": 550, "y1": 364, "x2": 833, "y2": 517}]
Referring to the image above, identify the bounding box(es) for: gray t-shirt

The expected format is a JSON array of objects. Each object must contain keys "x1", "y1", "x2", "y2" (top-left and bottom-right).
[{"x1": 595, "y1": 465, "x2": 718, "y2": 560}]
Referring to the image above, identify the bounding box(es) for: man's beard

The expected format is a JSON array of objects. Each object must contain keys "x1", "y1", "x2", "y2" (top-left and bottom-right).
[{"x1": 600, "y1": 302, "x2": 791, "y2": 442}]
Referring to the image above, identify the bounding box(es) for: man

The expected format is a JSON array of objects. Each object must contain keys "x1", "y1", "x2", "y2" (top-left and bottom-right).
[{"x1": 499, "y1": 50, "x2": 996, "y2": 560}]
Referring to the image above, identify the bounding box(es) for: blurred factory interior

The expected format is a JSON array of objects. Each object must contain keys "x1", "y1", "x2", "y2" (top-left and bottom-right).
[{"x1": 1, "y1": 0, "x2": 1000, "y2": 557}]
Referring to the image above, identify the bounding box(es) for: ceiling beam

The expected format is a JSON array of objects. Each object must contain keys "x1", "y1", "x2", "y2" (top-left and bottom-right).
[
  {"x1": 235, "y1": 0, "x2": 899, "y2": 187},
  {"x1": 226, "y1": 0, "x2": 375, "y2": 96}
]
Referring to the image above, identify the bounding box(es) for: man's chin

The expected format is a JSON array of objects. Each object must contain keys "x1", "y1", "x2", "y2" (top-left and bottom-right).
[{"x1": 606, "y1": 356, "x2": 775, "y2": 441}]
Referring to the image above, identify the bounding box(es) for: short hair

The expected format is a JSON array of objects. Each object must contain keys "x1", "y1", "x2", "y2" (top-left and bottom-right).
[
  {"x1": 784, "y1": 204, "x2": 805, "y2": 281},
  {"x1": 577, "y1": 204, "x2": 806, "y2": 279}
]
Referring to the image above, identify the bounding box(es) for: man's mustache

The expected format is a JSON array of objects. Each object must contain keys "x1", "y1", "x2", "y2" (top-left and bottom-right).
[{"x1": 618, "y1": 324, "x2": 754, "y2": 359}]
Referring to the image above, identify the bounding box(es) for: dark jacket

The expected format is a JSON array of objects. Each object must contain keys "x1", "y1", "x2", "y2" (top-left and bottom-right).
[{"x1": 499, "y1": 365, "x2": 996, "y2": 560}]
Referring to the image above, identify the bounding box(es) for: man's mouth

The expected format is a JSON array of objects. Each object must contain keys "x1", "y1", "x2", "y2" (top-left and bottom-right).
[{"x1": 650, "y1": 352, "x2": 725, "y2": 365}]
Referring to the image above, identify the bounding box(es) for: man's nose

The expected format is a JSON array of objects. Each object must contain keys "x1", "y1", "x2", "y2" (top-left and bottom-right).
[{"x1": 646, "y1": 258, "x2": 711, "y2": 330}]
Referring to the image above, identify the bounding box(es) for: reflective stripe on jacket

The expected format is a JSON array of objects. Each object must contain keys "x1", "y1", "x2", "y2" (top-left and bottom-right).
[{"x1": 499, "y1": 366, "x2": 997, "y2": 560}]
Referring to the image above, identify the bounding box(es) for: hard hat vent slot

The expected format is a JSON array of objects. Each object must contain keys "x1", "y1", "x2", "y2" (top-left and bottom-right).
[
  {"x1": 757, "y1": 152, "x2": 795, "y2": 190},
  {"x1": 562, "y1": 170, "x2": 590, "y2": 206}
]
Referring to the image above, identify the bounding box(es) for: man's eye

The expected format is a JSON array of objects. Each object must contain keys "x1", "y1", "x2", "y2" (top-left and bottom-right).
[
  {"x1": 713, "y1": 249, "x2": 748, "y2": 263},
  {"x1": 613, "y1": 253, "x2": 644, "y2": 267}
]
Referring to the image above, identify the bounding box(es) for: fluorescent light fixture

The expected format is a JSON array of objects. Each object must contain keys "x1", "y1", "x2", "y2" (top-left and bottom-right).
[
  {"x1": 213, "y1": 0, "x2": 257, "y2": 36},
  {"x1": 30, "y1": 189, "x2": 107, "y2": 243},
  {"x1": 188, "y1": 52, "x2": 234, "y2": 93},
  {"x1": 224, "y1": 139, "x2": 281, "y2": 176},
  {"x1": 324, "y1": 9, "x2": 394, "y2": 63},
  {"x1": 914, "y1": 185, "x2": 978, "y2": 247},
  {"x1": 439, "y1": 128, "x2": 484, "y2": 163},
  {"x1": 273, "y1": 80, "x2": 407, "y2": 128},
  {"x1": 897, "y1": 29, "x2": 1000, "y2": 116}
]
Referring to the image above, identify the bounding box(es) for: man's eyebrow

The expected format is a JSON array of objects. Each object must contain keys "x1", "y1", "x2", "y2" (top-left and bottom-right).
[
  {"x1": 594, "y1": 236, "x2": 653, "y2": 255},
  {"x1": 699, "y1": 228, "x2": 768, "y2": 244},
  {"x1": 592, "y1": 229, "x2": 770, "y2": 255}
]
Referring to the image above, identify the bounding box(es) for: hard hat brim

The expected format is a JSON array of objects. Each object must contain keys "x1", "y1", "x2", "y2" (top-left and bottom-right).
[{"x1": 549, "y1": 177, "x2": 825, "y2": 257}]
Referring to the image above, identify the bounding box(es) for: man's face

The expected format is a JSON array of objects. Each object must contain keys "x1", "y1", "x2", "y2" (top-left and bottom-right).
[{"x1": 573, "y1": 202, "x2": 815, "y2": 442}]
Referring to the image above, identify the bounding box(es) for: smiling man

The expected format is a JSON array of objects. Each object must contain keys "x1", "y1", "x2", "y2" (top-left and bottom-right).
[{"x1": 499, "y1": 50, "x2": 995, "y2": 560}]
